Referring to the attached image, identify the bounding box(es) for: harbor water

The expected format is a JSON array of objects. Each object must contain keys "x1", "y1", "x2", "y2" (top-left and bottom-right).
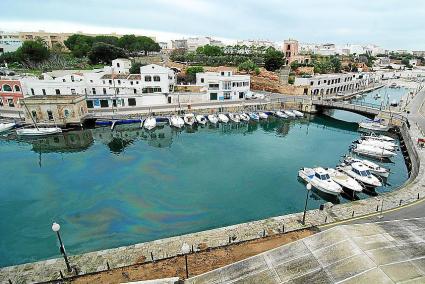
[{"x1": 0, "y1": 110, "x2": 409, "y2": 267}]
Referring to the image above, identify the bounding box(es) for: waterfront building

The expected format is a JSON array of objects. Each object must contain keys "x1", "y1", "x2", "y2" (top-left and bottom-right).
[
  {"x1": 196, "y1": 70, "x2": 250, "y2": 101},
  {"x1": 0, "y1": 78, "x2": 24, "y2": 109},
  {"x1": 20, "y1": 95, "x2": 88, "y2": 126},
  {"x1": 294, "y1": 72, "x2": 379, "y2": 96}
]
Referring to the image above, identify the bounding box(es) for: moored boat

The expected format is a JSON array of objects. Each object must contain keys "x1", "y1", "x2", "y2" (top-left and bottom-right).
[
  {"x1": 228, "y1": 113, "x2": 241, "y2": 123},
  {"x1": 170, "y1": 115, "x2": 184, "y2": 128},
  {"x1": 298, "y1": 167, "x2": 342, "y2": 196},
  {"x1": 218, "y1": 113, "x2": 229, "y2": 123},
  {"x1": 275, "y1": 111, "x2": 288, "y2": 118},
  {"x1": 361, "y1": 133, "x2": 395, "y2": 142},
  {"x1": 342, "y1": 156, "x2": 390, "y2": 178},
  {"x1": 258, "y1": 112, "x2": 268, "y2": 119},
  {"x1": 339, "y1": 162, "x2": 382, "y2": 188},
  {"x1": 0, "y1": 122, "x2": 16, "y2": 133},
  {"x1": 239, "y1": 113, "x2": 250, "y2": 122},
  {"x1": 359, "y1": 120, "x2": 390, "y2": 132},
  {"x1": 351, "y1": 144, "x2": 396, "y2": 159},
  {"x1": 326, "y1": 167, "x2": 363, "y2": 192},
  {"x1": 292, "y1": 110, "x2": 304, "y2": 117},
  {"x1": 249, "y1": 112, "x2": 260, "y2": 121},
  {"x1": 196, "y1": 115, "x2": 207, "y2": 125},
  {"x1": 356, "y1": 139, "x2": 397, "y2": 152},
  {"x1": 183, "y1": 113, "x2": 196, "y2": 126},
  {"x1": 16, "y1": 127, "x2": 62, "y2": 136},
  {"x1": 143, "y1": 116, "x2": 156, "y2": 130},
  {"x1": 207, "y1": 114, "x2": 219, "y2": 124},
  {"x1": 283, "y1": 110, "x2": 296, "y2": 118}
]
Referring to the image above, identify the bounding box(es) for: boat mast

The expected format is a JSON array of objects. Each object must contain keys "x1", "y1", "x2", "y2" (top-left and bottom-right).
[{"x1": 22, "y1": 100, "x2": 39, "y2": 131}]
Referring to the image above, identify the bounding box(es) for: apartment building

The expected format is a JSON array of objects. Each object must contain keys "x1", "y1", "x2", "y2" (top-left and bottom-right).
[{"x1": 0, "y1": 31, "x2": 23, "y2": 54}]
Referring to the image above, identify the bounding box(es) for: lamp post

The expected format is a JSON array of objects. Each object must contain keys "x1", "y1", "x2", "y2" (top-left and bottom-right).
[
  {"x1": 302, "y1": 183, "x2": 312, "y2": 225},
  {"x1": 51, "y1": 222, "x2": 72, "y2": 272},
  {"x1": 181, "y1": 242, "x2": 190, "y2": 279}
]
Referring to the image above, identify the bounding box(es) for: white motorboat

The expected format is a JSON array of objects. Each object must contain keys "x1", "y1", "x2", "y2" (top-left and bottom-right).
[
  {"x1": 352, "y1": 144, "x2": 396, "y2": 159},
  {"x1": 228, "y1": 113, "x2": 241, "y2": 123},
  {"x1": 283, "y1": 110, "x2": 296, "y2": 118},
  {"x1": 0, "y1": 122, "x2": 16, "y2": 133},
  {"x1": 356, "y1": 139, "x2": 397, "y2": 152},
  {"x1": 143, "y1": 116, "x2": 156, "y2": 130},
  {"x1": 183, "y1": 113, "x2": 196, "y2": 126},
  {"x1": 292, "y1": 110, "x2": 304, "y2": 117},
  {"x1": 207, "y1": 114, "x2": 219, "y2": 124},
  {"x1": 339, "y1": 162, "x2": 382, "y2": 188},
  {"x1": 195, "y1": 115, "x2": 207, "y2": 125},
  {"x1": 170, "y1": 115, "x2": 185, "y2": 128},
  {"x1": 16, "y1": 127, "x2": 62, "y2": 136},
  {"x1": 361, "y1": 133, "x2": 395, "y2": 142},
  {"x1": 275, "y1": 111, "x2": 288, "y2": 118},
  {"x1": 326, "y1": 168, "x2": 363, "y2": 192},
  {"x1": 258, "y1": 112, "x2": 268, "y2": 119},
  {"x1": 239, "y1": 113, "x2": 250, "y2": 122},
  {"x1": 298, "y1": 167, "x2": 342, "y2": 196},
  {"x1": 359, "y1": 121, "x2": 390, "y2": 132},
  {"x1": 249, "y1": 112, "x2": 260, "y2": 121},
  {"x1": 218, "y1": 113, "x2": 229, "y2": 123},
  {"x1": 342, "y1": 156, "x2": 390, "y2": 178}
]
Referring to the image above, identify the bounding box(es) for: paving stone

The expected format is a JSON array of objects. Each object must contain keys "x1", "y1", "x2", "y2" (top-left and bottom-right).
[
  {"x1": 265, "y1": 240, "x2": 310, "y2": 267},
  {"x1": 273, "y1": 253, "x2": 321, "y2": 283},
  {"x1": 366, "y1": 246, "x2": 410, "y2": 265},
  {"x1": 341, "y1": 223, "x2": 386, "y2": 238},
  {"x1": 399, "y1": 276, "x2": 425, "y2": 284},
  {"x1": 185, "y1": 268, "x2": 223, "y2": 284},
  {"x1": 219, "y1": 256, "x2": 268, "y2": 282},
  {"x1": 380, "y1": 260, "x2": 425, "y2": 282},
  {"x1": 351, "y1": 233, "x2": 396, "y2": 251},
  {"x1": 312, "y1": 240, "x2": 361, "y2": 267},
  {"x1": 397, "y1": 242, "x2": 425, "y2": 259},
  {"x1": 232, "y1": 269, "x2": 278, "y2": 284},
  {"x1": 338, "y1": 268, "x2": 393, "y2": 284},
  {"x1": 302, "y1": 227, "x2": 348, "y2": 252},
  {"x1": 323, "y1": 254, "x2": 376, "y2": 282},
  {"x1": 289, "y1": 268, "x2": 333, "y2": 284}
]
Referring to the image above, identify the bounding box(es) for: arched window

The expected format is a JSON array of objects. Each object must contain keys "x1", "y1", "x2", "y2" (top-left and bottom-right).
[
  {"x1": 144, "y1": 75, "x2": 152, "y2": 82},
  {"x1": 64, "y1": 109, "x2": 70, "y2": 117},
  {"x1": 14, "y1": 85, "x2": 20, "y2": 92},
  {"x1": 2, "y1": 84, "x2": 12, "y2": 92},
  {"x1": 153, "y1": 76, "x2": 160, "y2": 82}
]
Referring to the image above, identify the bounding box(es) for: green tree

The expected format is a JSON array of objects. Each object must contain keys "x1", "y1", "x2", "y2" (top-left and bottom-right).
[
  {"x1": 16, "y1": 40, "x2": 50, "y2": 63},
  {"x1": 64, "y1": 34, "x2": 94, "y2": 57},
  {"x1": 88, "y1": 42, "x2": 127, "y2": 64},
  {"x1": 329, "y1": 56, "x2": 341, "y2": 72},
  {"x1": 196, "y1": 45, "x2": 224, "y2": 56},
  {"x1": 238, "y1": 59, "x2": 260, "y2": 74},
  {"x1": 264, "y1": 48, "x2": 284, "y2": 71},
  {"x1": 290, "y1": 61, "x2": 300, "y2": 71},
  {"x1": 93, "y1": 35, "x2": 119, "y2": 46},
  {"x1": 0, "y1": 52, "x2": 19, "y2": 64},
  {"x1": 118, "y1": 35, "x2": 160, "y2": 54},
  {"x1": 129, "y1": 62, "x2": 146, "y2": 74},
  {"x1": 186, "y1": 66, "x2": 204, "y2": 82}
]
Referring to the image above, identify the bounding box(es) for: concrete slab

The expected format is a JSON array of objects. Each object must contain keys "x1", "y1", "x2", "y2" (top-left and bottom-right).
[
  {"x1": 273, "y1": 253, "x2": 321, "y2": 283},
  {"x1": 365, "y1": 246, "x2": 410, "y2": 265},
  {"x1": 289, "y1": 268, "x2": 333, "y2": 284},
  {"x1": 312, "y1": 240, "x2": 361, "y2": 267},
  {"x1": 264, "y1": 241, "x2": 310, "y2": 266},
  {"x1": 323, "y1": 254, "x2": 376, "y2": 283},
  {"x1": 219, "y1": 256, "x2": 268, "y2": 283},
  {"x1": 397, "y1": 242, "x2": 425, "y2": 259},
  {"x1": 302, "y1": 227, "x2": 348, "y2": 252},
  {"x1": 400, "y1": 276, "x2": 425, "y2": 284},
  {"x1": 380, "y1": 260, "x2": 425, "y2": 282},
  {"x1": 231, "y1": 269, "x2": 279, "y2": 284},
  {"x1": 351, "y1": 233, "x2": 396, "y2": 251},
  {"x1": 340, "y1": 223, "x2": 386, "y2": 238},
  {"x1": 338, "y1": 268, "x2": 393, "y2": 284}
]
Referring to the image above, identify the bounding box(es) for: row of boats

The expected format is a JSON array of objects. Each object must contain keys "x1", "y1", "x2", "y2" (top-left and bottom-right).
[
  {"x1": 142, "y1": 110, "x2": 304, "y2": 130},
  {"x1": 298, "y1": 133, "x2": 396, "y2": 197}
]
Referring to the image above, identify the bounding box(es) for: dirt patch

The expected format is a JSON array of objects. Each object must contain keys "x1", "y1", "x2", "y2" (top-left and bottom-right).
[{"x1": 71, "y1": 229, "x2": 314, "y2": 284}]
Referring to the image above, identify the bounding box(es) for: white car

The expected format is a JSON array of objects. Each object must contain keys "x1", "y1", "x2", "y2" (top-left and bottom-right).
[{"x1": 245, "y1": 92, "x2": 257, "y2": 100}]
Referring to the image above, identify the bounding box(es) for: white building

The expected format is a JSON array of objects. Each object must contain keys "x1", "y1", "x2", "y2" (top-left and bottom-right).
[
  {"x1": 0, "y1": 31, "x2": 22, "y2": 54},
  {"x1": 196, "y1": 70, "x2": 250, "y2": 101},
  {"x1": 236, "y1": 39, "x2": 277, "y2": 48},
  {"x1": 110, "y1": 58, "x2": 131, "y2": 74}
]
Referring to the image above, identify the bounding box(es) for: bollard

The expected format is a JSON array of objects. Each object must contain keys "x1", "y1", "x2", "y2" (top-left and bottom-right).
[
  {"x1": 8, "y1": 280, "x2": 12, "y2": 284},
  {"x1": 418, "y1": 193, "x2": 420, "y2": 199},
  {"x1": 106, "y1": 261, "x2": 110, "y2": 270},
  {"x1": 151, "y1": 252, "x2": 154, "y2": 262},
  {"x1": 263, "y1": 229, "x2": 266, "y2": 237},
  {"x1": 376, "y1": 205, "x2": 379, "y2": 212},
  {"x1": 352, "y1": 211, "x2": 355, "y2": 217},
  {"x1": 191, "y1": 244, "x2": 194, "y2": 252},
  {"x1": 74, "y1": 266, "x2": 79, "y2": 276},
  {"x1": 228, "y1": 236, "x2": 231, "y2": 244},
  {"x1": 282, "y1": 224, "x2": 285, "y2": 233},
  {"x1": 399, "y1": 200, "x2": 403, "y2": 206},
  {"x1": 324, "y1": 216, "x2": 328, "y2": 223},
  {"x1": 59, "y1": 270, "x2": 64, "y2": 279}
]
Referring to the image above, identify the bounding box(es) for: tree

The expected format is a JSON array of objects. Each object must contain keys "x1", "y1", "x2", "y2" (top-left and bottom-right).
[
  {"x1": 329, "y1": 56, "x2": 341, "y2": 72},
  {"x1": 88, "y1": 42, "x2": 127, "y2": 64},
  {"x1": 0, "y1": 52, "x2": 19, "y2": 64},
  {"x1": 290, "y1": 61, "x2": 300, "y2": 71},
  {"x1": 264, "y1": 48, "x2": 284, "y2": 71},
  {"x1": 129, "y1": 62, "x2": 146, "y2": 74},
  {"x1": 118, "y1": 35, "x2": 160, "y2": 54},
  {"x1": 16, "y1": 40, "x2": 50, "y2": 63},
  {"x1": 186, "y1": 66, "x2": 204, "y2": 82},
  {"x1": 238, "y1": 59, "x2": 260, "y2": 75},
  {"x1": 64, "y1": 34, "x2": 94, "y2": 57},
  {"x1": 93, "y1": 35, "x2": 119, "y2": 46},
  {"x1": 196, "y1": 45, "x2": 224, "y2": 56}
]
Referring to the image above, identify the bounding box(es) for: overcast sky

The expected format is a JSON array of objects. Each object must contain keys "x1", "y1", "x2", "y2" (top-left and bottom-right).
[{"x1": 1, "y1": 0, "x2": 424, "y2": 50}]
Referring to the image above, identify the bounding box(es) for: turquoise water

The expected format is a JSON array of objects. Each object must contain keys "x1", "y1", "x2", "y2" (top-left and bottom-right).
[
  {"x1": 351, "y1": 86, "x2": 410, "y2": 107},
  {"x1": 0, "y1": 114, "x2": 408, "y2": 267}
]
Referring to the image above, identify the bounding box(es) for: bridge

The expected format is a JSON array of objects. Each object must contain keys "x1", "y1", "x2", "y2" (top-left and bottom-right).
[{"x1": 313, "y1": 99, "x2": 383, "y2": 118}]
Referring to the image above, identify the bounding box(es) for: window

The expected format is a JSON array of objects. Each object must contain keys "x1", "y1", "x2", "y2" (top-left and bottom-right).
[
  {"x1": 239, "y1": 92, "x2": 244, "y2": 99},
  {"x1": 210, "y1": 93, "x2": 217, "y2": 100},
  {"x1": 42, "y1": 89, "x2": 46, "y2": 96},
  {"x1": 14, "y1": 85, "x2": 20, "y2": 92},
  {"x1": 133, "y1": 88, "x2": 137, "y2": 94},
  {"x1": 128, "y1": 98, "x2": 136, "y2": 106},
  {"x1": 209, "y1": 83, "x2": 219, "y2": 89},
  {"x1": 117, "y1": 80, "x2": 121, "y2": 85},
  {"x1": 31, "y1": 110, "x2": 37, "y2": 118},
  {"x1": 47, "y1": 110, "x2": 53, "y2": 121},
  {"x1": 87, "y1": 100, "x2": 94, "y2": 108},
  {"x1": 100, "y1": 100, "x2": 109, "y2": 108},
  {"x1": 90, "y1": 79, "x2": 93, "y2": 83},
  {"x1": 71, "y1": 89, "x2": 76, "y2": 95},
  {"x1": 130, "y1": 81, "x2": 133, "y2": 85},
  {"x1": 153, "y1": 76, "x2": 160, "y2": 82},
  {"x1": 103, "y1": 80, "x2": 105, "y2": 84},
  {"x1": 55, "y1": 89, "x2": 60, "y2": 95},
  {"x1": 201, "y1": 78, "x2": 204, "y2": 83},
  {"x1": 103, "y1": 88, "x2": 107, "y2": 95},
  {"x1": 31, "y1": 88, "x2": 35, "y2": 96},
  {"x1": 8, "y1": 98, "x2": 14, "y2": 107},
  {"x1": 2, "y1": 84, "x2": 12, "y2": 92},
  {"x1": 145, "y1": 75, "x2": 152, "y2": 82},
  {"x1": 224, "y1": 92, "x2": 231, "y2": 100},
  {"x1": 221, "y1": 72, "x2": 224, "y2": 76},
  {"x1": 64, "y1": 109, "x2": 70, "y2": 117},
  {"x1": 223, "y1": 81, "x2": 232, "y2": 90},
  {"x1": 62, "y1": 79, "x2": 66, "y2": 82},
  {"x1": 310, "y1": 81, "x2": 314, "y2": 86},
  {"x1": 92, "y1": 88, "x2": 96, "y2": 94},
  {"x1": 109, "y1": 80, "x2": 112, "y2": 85},
  {"x1": 117, "y1": 62, "x2": 120, "y2": 67}
]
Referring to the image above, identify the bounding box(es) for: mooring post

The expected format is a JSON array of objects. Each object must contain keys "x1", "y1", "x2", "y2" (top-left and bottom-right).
[
  {"x1": 282, "y1": 224, "x2": 285, "y2": 233},
  {"x1": 8, "y1": 279, "x2": 12, "y2": 284},
  {"x1": 352, "y1": 211, "x2": 355, "y2": 217},
  {"x1": 418, "y1": 193, "x2": 420, "y2": 199},
  {"x1": 106, "y1": 261, "x2": 110, "y2": 270},
  {"x1": 151, "y1": 252, "x2": 154, "y2": 262},
  {"x1": 59, "y1": 270, "x2": 64, "y2": 279},
  {"x1": 263, "y1": 229, "x2": 266, "y2": 237},
  {"x1": 228, "y1": 236, "x2": 231, "y2": 244},
  {"x1": 376, "y1": 205, "x2": 379, "y2": 212},
  {"x1": 325, "y1": 216, "x2": 328, "y2": 223},
  {"x1": 399, "y1": 199, "x2": 403, "y2": 206}
]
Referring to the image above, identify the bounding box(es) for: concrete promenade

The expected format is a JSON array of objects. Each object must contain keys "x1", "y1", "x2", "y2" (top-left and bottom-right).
[{"x1": 1, "y1": 84, "x2": 424, "y2": 283}]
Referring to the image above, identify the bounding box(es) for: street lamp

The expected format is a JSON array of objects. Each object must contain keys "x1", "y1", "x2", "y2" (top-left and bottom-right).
[
  {"x1": 181, "y1": 242, "x2": 190, "y2": 279},
  {"x1": 302, "y1": 183, "x2": 312, "y2": 225},
  {"x1": 51, "y1": 222, "x2": 72, "y2": 272}
]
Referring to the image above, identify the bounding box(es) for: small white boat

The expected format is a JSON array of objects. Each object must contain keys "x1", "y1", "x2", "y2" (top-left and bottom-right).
[
  {"x1": 326, "y1": 168, "x2": 363, "y2": 192},
  {"x1": 239, "y1": 113, "x2": 250, "y2": 122},
  {"x1": 0, "y1": 122, "x2": 16, "y2": 133},
  {"x1": 298, "y1": 167, "x2": 342, "y2": 196},
  {"x1": 361, "y1": 133, "x2": 395, "y2": 142},
  {"x1": 195, "y1": 115, "x2": 207, "y2": 125},
  {"x1": 228, "y1": 113, "x2": 241, "y2": 123},
  {"x1": 258, "y1": 112, "x2": 268, "y2": 119},
  {"x1": 292, "y1": 110, "x2": 304, "y2": 117},
  {"x1": 16, "y1": 127, "x2": 62, "y2": 136},
  {"x1": 143, "y1": 116, "x2": 156, "y2": 130},
  {"x1": 352, "y1": 144, "x2": 396, "y2": 159},
  {"x1": 249, "y1": 113, "x2": 260, "y2": 121},
  {"x1": 283, "y1": 110, "x2": 296, "y2": 118},
  {"x1": 170, "y1": 115, "x2": 185, "y2": 128},
  {"x1": 359, "y1": 121, "x2": 390, "y2": 132},
  {"x1": 357, "y1": 139, "x2": 397, "y2": 152},
  {"x1": 339, "y1": 162, "x2": 382, "y2": 188},
  {"x1": 343, "y1": 156, "x2": 390, "y2": 178},
  {"x1": 207, "y1": 114, "x2": 219, "y2": 124},
  {"x1": 218, "y1": 113, "x2": 229, "y2": 123},
  {"x1": 184, "y1": 113, "x2": 196, "y2": 126},
  {"x1": 275, "y1": 111, "x2": 288, "y2": 118}
]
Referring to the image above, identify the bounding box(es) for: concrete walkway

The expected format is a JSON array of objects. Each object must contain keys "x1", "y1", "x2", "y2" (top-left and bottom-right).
[{"x1": 185, "y1": 218, "x2": 425, "y2": 284}]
